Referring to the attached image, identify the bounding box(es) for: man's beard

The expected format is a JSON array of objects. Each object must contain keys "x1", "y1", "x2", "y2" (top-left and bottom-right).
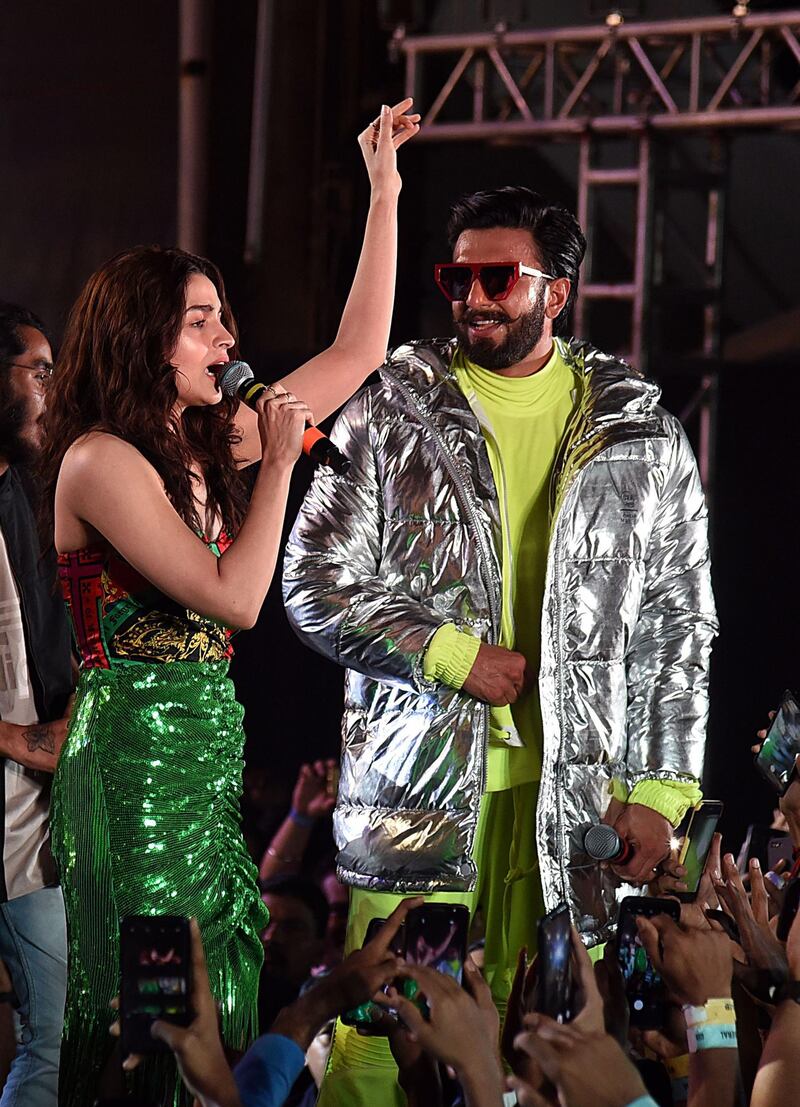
[
  {"x1": 0, "y1": 388, "x2": 40, "y2": 465},
  {"x1": 454, "y1": 296, "x2": 546, "y2": 370}
]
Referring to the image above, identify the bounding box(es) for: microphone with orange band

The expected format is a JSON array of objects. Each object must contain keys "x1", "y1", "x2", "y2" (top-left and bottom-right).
[{"x1": 219, "y1": 361, "x2": 351, "y2": 475}]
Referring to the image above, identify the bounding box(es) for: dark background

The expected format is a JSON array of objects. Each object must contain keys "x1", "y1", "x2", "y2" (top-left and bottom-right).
[{"x1": 2, "y1": 0, "x2": 799, "y2": 850}]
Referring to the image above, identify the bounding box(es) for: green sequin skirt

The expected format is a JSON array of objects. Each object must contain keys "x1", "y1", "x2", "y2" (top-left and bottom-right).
[{"x1": 51, "y1": 661, "x2": 268, "y2": 1107}]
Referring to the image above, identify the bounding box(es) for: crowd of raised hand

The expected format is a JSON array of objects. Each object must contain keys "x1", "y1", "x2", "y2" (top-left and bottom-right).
[{"x1": 121, "y1": 741, "x2": 800, "y2": 1107}]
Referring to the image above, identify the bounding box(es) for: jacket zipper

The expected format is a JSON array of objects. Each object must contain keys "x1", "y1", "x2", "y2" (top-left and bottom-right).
[{"x1": 382, "y1": 370, "x2": 501, "y2": 802}]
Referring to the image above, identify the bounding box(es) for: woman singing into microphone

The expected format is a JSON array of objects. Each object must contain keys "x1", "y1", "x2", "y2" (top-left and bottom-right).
[{"x1": 41, "y1": 100, "x2": 418, "y2": 1107}]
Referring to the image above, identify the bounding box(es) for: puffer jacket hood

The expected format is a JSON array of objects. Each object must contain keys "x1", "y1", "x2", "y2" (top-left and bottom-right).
[{"x1": 283, "y1": 337, "x2": 717, "y2": 944}]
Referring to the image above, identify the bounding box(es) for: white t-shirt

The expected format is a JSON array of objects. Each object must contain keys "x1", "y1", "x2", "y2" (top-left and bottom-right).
[{"x1": 0, "y1": 529, "x2": 56, "y2": 899}]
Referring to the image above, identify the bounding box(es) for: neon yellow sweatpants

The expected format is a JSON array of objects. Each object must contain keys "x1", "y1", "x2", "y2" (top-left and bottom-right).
[{"x1": 317, "y1": 781, "x2": 544, "y2": 1107}]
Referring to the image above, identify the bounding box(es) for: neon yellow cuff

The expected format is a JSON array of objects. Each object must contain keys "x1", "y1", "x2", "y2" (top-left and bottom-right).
[
  {"x1": 422, "y1": 624, "x2": 481, "y2": 690},
  {"x1": 628, "y1": 778, "x2": 703, "y2": 826},
  {"x1": 609, "y1": 779, "x2": 629, "y2": 803}
]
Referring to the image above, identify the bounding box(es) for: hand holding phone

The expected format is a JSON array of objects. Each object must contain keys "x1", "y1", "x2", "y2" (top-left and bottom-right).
[
  {"x1": 120, "y1": 915, "x2": 192, "y2": 1056},
  {"x1": 634, "y1": 909, "x2": 733, "y2": 1008},
  {"x1": 755, "y1": 691, "x2": 800, "y2": 794},
  {"x1": 532, "y1": 903, "x2": 577, "y2": 1024},
  {"x1": 616, "y1": 897, "x2": 680, "y2": 1028},
  {"x1": 341, "y1": 916, "x2": 405, "y2": 1029},
  {"x1": 674, "y1": 801, "x2": 724, "y2": 902}
]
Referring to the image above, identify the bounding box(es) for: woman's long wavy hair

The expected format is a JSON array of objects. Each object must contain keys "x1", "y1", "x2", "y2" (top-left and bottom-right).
[{"x1": 40, "y1": 245, "x2": 249, "y2": 542}]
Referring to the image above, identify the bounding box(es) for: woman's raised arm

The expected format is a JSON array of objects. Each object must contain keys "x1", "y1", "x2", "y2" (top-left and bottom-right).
[{"x1": 234, "y1": 99, "x2": 419, "y2": 464}]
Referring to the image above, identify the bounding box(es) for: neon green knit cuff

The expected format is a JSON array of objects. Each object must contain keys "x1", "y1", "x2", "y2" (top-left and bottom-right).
[
  {"x1": 422, "y1": 624, "x2": 481, "y2": 690},
  {"x1": 610, "y1": 779, "x2": 629, "y2": 804},
  {"x1": 628, "y1": 778, "x2": 703, "y2": 827}
]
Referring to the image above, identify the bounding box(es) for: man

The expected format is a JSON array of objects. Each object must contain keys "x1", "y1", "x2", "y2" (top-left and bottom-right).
[
  {"x1": 283, "y1": 187, "x2": 716, "y2": 1101},
  {"x1": 0, "y1": 302, "x2": 73, "y2": 1105},
  {"x1": 258, "y1": 875, "x2": 329, "y2": 1030}
]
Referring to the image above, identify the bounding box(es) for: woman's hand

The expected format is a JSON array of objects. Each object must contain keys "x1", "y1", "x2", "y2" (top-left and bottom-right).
[
  {"x1": 256, "y1": 389, "x2": 313, "y2": 470},
  {"x1": 357, "y1": 98, "x2": 420, "y2": 198}
]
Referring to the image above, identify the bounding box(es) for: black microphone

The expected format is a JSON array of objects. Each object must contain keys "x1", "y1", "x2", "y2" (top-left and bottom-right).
[
  {"x1": 582, "y1": 824, "x2": 635, "y2": 866},
  {"x1": 218, "y1": 360, "x2": 351, "y2": 475}
]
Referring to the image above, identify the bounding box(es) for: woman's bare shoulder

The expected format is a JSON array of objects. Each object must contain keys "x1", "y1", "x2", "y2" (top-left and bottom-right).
[{"x1": 62, "y1": 431, "x2": 155, "y2": 478}]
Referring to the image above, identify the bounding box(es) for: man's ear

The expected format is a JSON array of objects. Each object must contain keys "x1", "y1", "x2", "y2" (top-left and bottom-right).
[{"x1": 545, "y1": 277, "x2": 571, "y2": 322}]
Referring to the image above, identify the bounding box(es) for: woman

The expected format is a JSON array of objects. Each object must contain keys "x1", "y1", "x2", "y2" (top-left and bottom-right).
[{"x1": 41, "y1": 100, "x2": 418, "y2": 1106}]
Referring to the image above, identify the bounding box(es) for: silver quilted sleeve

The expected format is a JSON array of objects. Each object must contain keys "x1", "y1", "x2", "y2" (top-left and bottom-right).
[
  {"x1": 283, "y1": 387, "x2": 445, "y2": 691},
  {"x1": 624, "y1": 414, "x2": 718, "y2": 783}
]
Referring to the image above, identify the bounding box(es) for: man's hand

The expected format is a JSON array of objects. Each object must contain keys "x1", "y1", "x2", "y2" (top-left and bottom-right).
[
  {"x1": 461, "y1": 643, "x2": 530, "y2": 706},
  {"x1": 111, "y1": 919, "x2": 242, "y2": 1107},
  {"x1": 636, "y1": 913, "x2": 733, "y2": 1006},
  {"x1": 378, "y1": 962, "x2": 505, "y2": 1102},
  {"x1": 0, "y1": 697, "x2": 74, "y2": 773},
  {"x1": 713, "y1": 854, "x2": 789, "y2": 982},
  {"x1": 754, "y1": 715, "x2": 800, "y2": 847},
  {"x1": 510, "y1": 1016, "x2": 647, "y2": 1107},
  {"x1": 501, "y1": 947, "x2": 540, "y2": 1084},
  {"x1": 273, "y1": 897, "x2": 422, "y2": 1051},
  {"x1": 462, "y1": 955, "x2": 504, "y2": 1082},
  {"x1": 607, "y1": 802, "x2": 672, "y2": 884},
  {"x1": 323, "y1": 897, "x2": 420, "y2": 1011}
]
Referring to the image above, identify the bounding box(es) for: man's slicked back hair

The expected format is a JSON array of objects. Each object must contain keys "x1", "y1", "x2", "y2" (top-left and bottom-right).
[{"x1": 447, "y1": 186, "x2": 587, "y2": 336}]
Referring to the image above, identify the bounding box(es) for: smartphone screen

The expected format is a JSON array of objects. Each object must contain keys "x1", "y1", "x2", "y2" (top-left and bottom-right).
[
  {"x1": 534, "y1": 903, "x2": 575, "y2": 1023},
  {"x1": 400, "y1": 904, "x2": 469, "y2": 1017},
  {"x1": 755, "y1": 691, "x2": 800, "y2": 794},
  {"x1": 617, "y1": 897, "x2": 680, "y2": 1029},
  {"x1": 120, "y1": 915, "x2": 191, "y2": 1055},
  {"x1": 403, "y1": 904, "x2": 469, "y2": 982},
  {"x1": 777, "y1": 874, "x2": 800, "y2": 942},
  {"x1": 675, "y1": 801, "x2": 724, "y2": 901}
]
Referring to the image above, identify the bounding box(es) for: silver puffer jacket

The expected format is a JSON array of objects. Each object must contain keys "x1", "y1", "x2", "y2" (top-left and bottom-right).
[{"x1": 283, "y1": 337, "x2": 717, "y2": 943}]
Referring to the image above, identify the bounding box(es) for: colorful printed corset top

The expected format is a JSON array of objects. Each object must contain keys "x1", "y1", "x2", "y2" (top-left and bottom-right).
[{"x1": 58, "y1": 536, "x2": 234, "y2": 668}]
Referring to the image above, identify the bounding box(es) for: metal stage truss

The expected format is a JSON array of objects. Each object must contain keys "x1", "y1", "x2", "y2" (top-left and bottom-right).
[{"x1": 391, "y1": 8, "x2": 800, "y2": 489}]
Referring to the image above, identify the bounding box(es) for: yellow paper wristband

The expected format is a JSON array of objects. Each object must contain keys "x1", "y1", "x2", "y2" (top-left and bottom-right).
[
  {"x1": 682, "y1": 998, "x2": 735, "y2": 1028},
  {"x1": 665, "y1": 1054, "x2": 691, "y2": 1079}
]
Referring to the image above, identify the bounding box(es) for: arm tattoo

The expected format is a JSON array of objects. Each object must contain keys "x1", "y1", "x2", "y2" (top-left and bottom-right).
[{"x1": 22, "y1": 724, "x2": 55, "y2": 755}]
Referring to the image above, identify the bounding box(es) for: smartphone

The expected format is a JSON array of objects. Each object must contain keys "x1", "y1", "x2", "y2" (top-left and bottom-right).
[
  {"x1": 616, "y1": 896, "x2": 680, "y2": 1029},
  {"x1": 532, "y1": 902, "x2": 576, "y2": 1023},
  {"x1": 755, "y1": 691, "x2": 800, "y2": 794},
  {"x1": 401, "y1": 904, "x2": 470, "y2": 1017},
  {"x1": 777, "y1": 874, "x2": 800, "y2": 942},
  {"x1": 675, "y1": 800, "x2": 724, "y2": 902},
  {"x1": 767, "y1": 833, "x2": 794, "y2": 873},
  {"x1": 120, "y1": 915, "x2": 191, "y2": 1056},
  {"x1": 341, "y1": 916, "x2": 402, "y2": 1029}
]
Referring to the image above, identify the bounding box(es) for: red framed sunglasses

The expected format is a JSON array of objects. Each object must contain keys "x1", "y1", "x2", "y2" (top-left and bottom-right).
[{"x1": 434, "y1": 261, "x2": 556, "y2": 303}]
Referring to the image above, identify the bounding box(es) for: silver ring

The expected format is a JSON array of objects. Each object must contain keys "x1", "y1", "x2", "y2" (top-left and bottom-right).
[{"x1": 264, "y1": 384, "x2": 279, "y2": 399}]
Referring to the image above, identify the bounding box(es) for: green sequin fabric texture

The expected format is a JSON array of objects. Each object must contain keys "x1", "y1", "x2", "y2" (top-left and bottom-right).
[{"x1": 51, "y1": 661, "x2": 269, "y2": 1106}]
